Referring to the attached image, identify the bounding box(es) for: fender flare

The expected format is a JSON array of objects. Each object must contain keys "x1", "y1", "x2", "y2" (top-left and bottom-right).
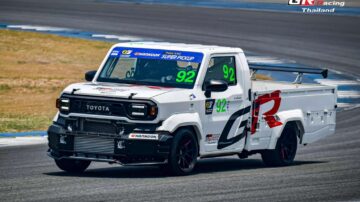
[
  {"x1": 157, "y1": 113, "x2": 203, "y2": 141},
  {"x1": 268, "y1": 109, "x2": 305, "y2": 149}
]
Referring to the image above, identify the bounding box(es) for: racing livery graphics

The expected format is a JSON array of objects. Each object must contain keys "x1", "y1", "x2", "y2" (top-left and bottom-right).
[
  {"x1": 251, "y1": 90, "x2": 282, "y2": 134},
  {"x1": 47, "y1": 42, "x2": 337, "y2": 175}
]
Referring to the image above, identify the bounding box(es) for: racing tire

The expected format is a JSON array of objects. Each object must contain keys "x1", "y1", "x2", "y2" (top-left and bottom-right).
[
  {"x1": 55, "y1": 159, "x2": 91, "y2": 173},
  {"x1": 166, "y1": 128, "x2": 198, "y2": 175},
  {"x1": 261, "y1": 125, "x2": 298, "y2": 166}
]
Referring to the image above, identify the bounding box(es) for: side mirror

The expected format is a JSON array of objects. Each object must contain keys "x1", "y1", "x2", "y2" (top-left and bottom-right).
[
  {"x1": 204, "y1": 80, "x2": 228, "y2": 98},
  {"x1": 85, "y1": 70, "x2": 97, "y2": 82}
]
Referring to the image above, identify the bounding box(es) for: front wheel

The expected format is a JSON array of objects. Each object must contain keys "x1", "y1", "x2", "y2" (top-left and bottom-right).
[
  {"x1": 261, "y1": 125, "x2": 298, "y2": 166},
  {"x1": 166, "y1": 128, "x2": 198, "y2": 175},
  {"x1": 55, "y1": 159, "x2": 91, "y2": 173}
]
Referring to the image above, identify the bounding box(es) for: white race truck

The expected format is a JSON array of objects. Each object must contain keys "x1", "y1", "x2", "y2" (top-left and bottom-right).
[{"x1": 48, "y1": 42, "x2": 337, "y2": 175}]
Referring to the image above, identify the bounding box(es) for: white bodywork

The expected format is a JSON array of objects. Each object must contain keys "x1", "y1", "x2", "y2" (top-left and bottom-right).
[{"x1": 57, "y1": 42, "x2": 337, "y2": 157}]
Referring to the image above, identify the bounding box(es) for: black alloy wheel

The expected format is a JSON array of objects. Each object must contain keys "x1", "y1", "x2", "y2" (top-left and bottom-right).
[
  {"x1": 261, "y1": 124, "x2": 298, "y2": 166},
  {"x1": 167, "y1": 128, "x2": 198, "y2": 175}
]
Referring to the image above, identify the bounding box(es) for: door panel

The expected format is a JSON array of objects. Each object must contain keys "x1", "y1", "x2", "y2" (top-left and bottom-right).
[{"x1": 200, "y1": 56, "x2": 248, "y2": 154}]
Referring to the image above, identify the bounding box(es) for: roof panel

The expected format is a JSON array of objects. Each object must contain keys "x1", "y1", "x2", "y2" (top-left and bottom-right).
[{"x1": 112, "y1": 42, "x2": 243, "y2": 54}]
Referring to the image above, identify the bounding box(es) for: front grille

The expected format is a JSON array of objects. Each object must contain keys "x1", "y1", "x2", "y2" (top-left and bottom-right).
[
  {"x1": 59, "y1": 94, "x2": 158, "y2": 120},
  {"x1": 74, "y1": 136, "x2": 114, "y2": 154},
  {"x1": 83, "y1": 121, "x2": 117, "y2": 134},
  {"x1": 70, "y1": 99, "x2": 126, "y2": 116},
  {"x1": 65, "y1": 118, "x2": 141, "y2": 135}
]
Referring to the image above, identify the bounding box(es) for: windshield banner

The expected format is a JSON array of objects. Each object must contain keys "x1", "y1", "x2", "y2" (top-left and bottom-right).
[{"x1": 110, "y1": 47, "x2": 203, "y2": 63}]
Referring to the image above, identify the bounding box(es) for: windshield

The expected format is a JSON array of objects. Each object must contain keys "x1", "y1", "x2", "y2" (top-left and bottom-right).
[{"x1": 97, "y1": 47, "x2": 203, "y2": 89}]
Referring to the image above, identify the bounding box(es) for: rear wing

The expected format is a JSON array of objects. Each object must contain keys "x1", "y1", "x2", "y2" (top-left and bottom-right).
[{"x1": 248, "y1": 63, "x2": 328, "y2": 84}]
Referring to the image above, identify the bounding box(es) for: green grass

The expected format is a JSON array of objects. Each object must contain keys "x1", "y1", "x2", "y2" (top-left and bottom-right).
[
  {"x1": 0, "y1": 113, "x2": 52, "y2": 133},
  {"x1": 0, "y1": 29, "x2": 112, "y2": 132},
  {"x1": 0, "y1": 84, "x2": 11, "y2": 92}
]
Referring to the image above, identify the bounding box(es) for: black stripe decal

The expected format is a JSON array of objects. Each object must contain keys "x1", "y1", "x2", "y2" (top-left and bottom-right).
[
  {"x1": 217, "y1": 106, "x2": 251, "y2": 150},
  {"x1": 239, "y1": 120, "x2": 248, "y2": 128},
  {"x1": 235, "y1": 120, "x2": 248, "y2": 141}
]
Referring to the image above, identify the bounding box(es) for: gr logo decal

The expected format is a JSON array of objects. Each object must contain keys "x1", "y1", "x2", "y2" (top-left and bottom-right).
[
  {"x1": 288, "y1": 0, "x2": 315, "y2": 5},
  {"x1": 217, "y1": 106, "x2": 251, "y2": 149},
  {"x1": 121, "y1": 50, "x2": 133, "y2": 55},
  {"x1": 251, "y1": 90, "x2": 282, "y2": 134}
]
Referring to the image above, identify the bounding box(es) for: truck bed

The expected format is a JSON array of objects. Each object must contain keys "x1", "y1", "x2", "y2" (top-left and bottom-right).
[
  {"x1": 252, "y1": 80, "x2": 335, "y2": 94},
  {"x1": 247, "y1": 80, "x2": 337, "y2": 150}
]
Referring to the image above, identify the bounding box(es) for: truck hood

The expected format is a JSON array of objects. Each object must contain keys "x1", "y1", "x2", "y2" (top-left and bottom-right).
[{"x1": 62, "y1": 82, "x2": 182, "y2": 99}]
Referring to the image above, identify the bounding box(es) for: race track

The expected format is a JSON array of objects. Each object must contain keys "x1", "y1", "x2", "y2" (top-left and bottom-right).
[{"x1": 0, "y1": 0, "x2": 360, "y2": 201}]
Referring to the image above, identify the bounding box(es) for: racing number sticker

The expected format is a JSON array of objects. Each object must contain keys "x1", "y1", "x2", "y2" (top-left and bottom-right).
[
  {"x1": 205, "y1": 99, "x2": 215, "y2": 115},
  {"x1": 216, "y1": 99, "x2": 227, "y2": 113},
  {"x1": 206, "y1": 99, "x2": 228, "y2": 114},
  {"x1": 223, "y1": 65, "x2": 235, "y2": 82},
  {"x1": 176, "y1": 70, "x2": 196, "y2": 83}
]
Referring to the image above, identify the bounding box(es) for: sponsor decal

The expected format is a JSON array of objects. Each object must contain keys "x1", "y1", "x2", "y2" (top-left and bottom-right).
[
  {"x1": 205, "y1": 134, "x2": 221, "y2": 144},
  {"x1": 161, "y1": 55, "x2": 195, "y2": 61},
  {"x1": 288, "y1": 0, "x2": 345, "y2": 13},
  {"x1": 110, "y1": 50, "x2": 119, "y2": 56},
  {"x1": 110, "y1": 47, "x2": 203, "y2": 63},
  {"x1": 128, "y1": 133, "x2": 159, "y2": 140},
  {"x1": 205, "y1": 99, "x2": 215, "y2": 115},
  {"x1": 134, "y1": 52, "x2": 161, "y2": 57},
  {"x1": 121, "y1": 50, "x2": 132, "y2": 55},
  {"x1": 95, "y1": 87, "x2": 129, "y2": 94},
  {"x1": 251, "y1": 90, "x2": 282, "y2": 134}
]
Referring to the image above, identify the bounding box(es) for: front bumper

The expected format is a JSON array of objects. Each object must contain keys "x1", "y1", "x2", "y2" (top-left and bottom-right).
[{"x1": 47, "y1": 124, "x2": 173, "y2": 165}]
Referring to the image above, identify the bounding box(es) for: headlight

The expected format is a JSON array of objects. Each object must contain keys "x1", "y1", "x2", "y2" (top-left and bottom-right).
[
  {"x1": 129, "y1": 104, "x2": 147, "y2": 117},
  {"x1": 56, "y1": 98, "x2": 70, "y2": 111},
  {"x1": 128, "y1": 103, "x2": 157, "y2": 119}
]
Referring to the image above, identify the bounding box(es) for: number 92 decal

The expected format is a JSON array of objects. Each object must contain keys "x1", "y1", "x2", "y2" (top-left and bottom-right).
[
  {"x1": 176, "y1": 70, "x2": 196, "y2": 83},
  {"x1": 216, "y1": 98, "x2": 227, "y2": 113}
]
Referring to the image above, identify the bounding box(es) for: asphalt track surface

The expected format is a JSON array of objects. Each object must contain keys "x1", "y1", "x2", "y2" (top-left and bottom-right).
[{"x1": 0, "y1": 0, "x2": 360, "y2": 201}]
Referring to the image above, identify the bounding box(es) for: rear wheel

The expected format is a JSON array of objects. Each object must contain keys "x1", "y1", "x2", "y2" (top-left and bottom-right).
[
  {"x1": 55, "y1": 159, "x2": 91, "y2": 173},
  {"x1": 166, "y1": 128, "x2": 198, "y2": 175},
  {"x1": 261, "y1": 125, "x2": 298, "y2": 166}
]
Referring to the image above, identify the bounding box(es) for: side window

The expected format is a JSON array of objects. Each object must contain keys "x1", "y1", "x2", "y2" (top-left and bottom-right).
[{"x1": 204, "y1": 56, "x2": 237, "y2": 87}]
